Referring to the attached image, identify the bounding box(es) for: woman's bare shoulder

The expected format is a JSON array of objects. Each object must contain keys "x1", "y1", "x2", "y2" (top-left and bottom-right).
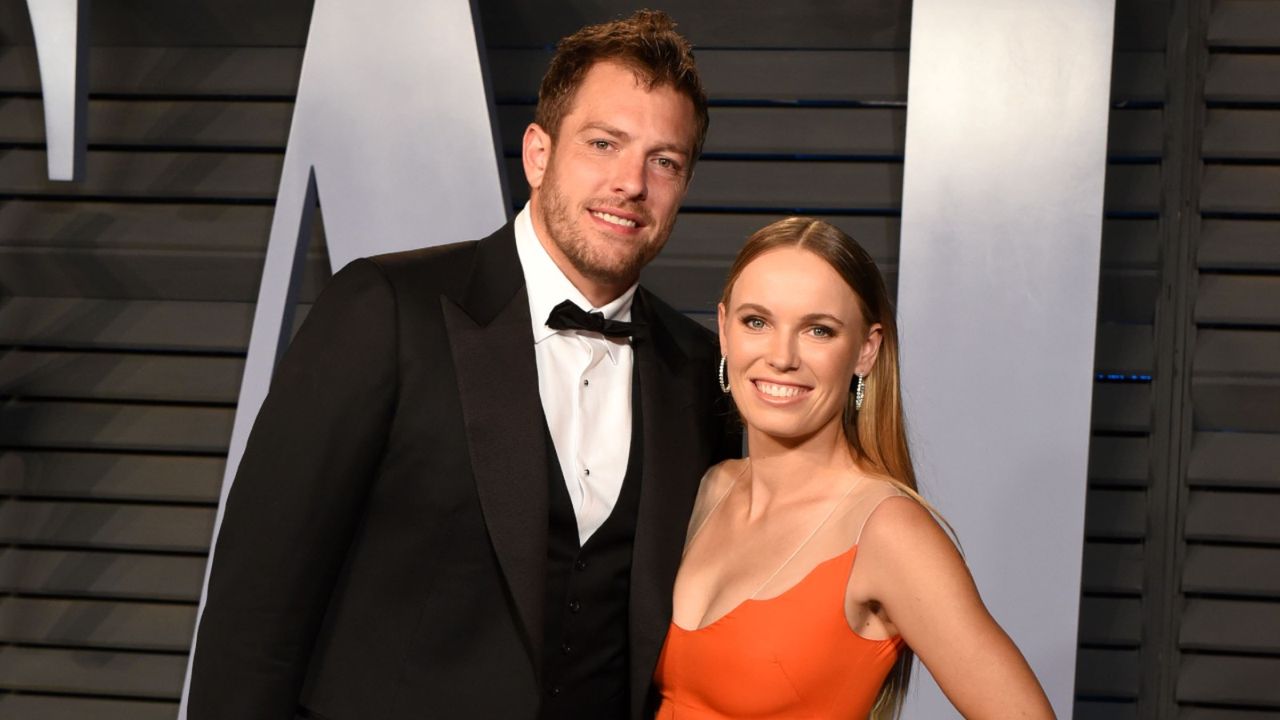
[
  {"x1": 832, "y1": 475, "x2": 909, "y2": 527},
  {"x1": 699, "y1": 459, "x2": 747, "y2": 500},
  {"x1": 854, "y1": 484, "x2": 960, "y2": 567},
  {"x1": 688, "y1": 460, "x2": 747, "y2": 525}
]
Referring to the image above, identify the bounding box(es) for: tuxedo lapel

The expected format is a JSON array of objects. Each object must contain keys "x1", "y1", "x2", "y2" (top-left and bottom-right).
[
  {"x1": 442, "y1": 224, "x2": 549, "y2": 669},
  {"x1": 628, "y1": 289, "x2": 705, "y2": 717}
]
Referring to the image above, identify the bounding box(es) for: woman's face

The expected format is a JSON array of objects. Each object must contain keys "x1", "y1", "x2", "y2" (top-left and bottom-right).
[{"x1": 719, "y1": 246, "x2": 882, "y2": 443}]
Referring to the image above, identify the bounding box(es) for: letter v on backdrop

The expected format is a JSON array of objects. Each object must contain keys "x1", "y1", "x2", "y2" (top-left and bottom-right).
[
  {"x1": 25, "y1": 0, "x2": 89, "y2": 181},
  {"x1": 178, "y1": 1, "x2": 509, "y2": 715}
]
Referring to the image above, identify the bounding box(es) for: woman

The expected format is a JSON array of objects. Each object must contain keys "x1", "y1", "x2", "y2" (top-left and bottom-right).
[{"x1": 654, "y1": 218, "x2": 1054, "y2": 718}]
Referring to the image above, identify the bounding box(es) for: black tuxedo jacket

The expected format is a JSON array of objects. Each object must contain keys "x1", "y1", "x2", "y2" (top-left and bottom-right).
[{"x1": 189, "y1": 223, "x2": 734, "y2": 720}]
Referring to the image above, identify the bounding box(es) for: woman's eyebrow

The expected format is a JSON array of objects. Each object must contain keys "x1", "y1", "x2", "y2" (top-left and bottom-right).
[{"x1": 734, "y1": 304, "x2": 846, "y2": 326}]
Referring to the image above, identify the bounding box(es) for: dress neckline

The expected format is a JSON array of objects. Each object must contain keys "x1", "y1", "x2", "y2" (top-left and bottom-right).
[{"x1": 671, "y1": 543, "x2": 859, "y2": 633}]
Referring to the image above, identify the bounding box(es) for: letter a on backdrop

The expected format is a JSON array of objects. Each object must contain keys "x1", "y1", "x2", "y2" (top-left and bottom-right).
[{"x1": 179, "y1": 1, "x2": 509, "y2": 714}]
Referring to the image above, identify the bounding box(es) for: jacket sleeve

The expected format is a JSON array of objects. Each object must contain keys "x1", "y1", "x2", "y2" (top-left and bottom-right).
[{"x1": 188, "y1": 258, "x2": 399, "y2": 719}]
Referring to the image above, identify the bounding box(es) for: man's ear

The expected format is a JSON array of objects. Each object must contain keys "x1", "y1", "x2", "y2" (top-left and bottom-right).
[{"x1": 522, "y1": 123, "x2": 551, "y2": 190}]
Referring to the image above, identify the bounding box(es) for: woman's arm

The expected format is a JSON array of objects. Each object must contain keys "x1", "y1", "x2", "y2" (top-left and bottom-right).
[{"x1": 853, "y1": 497, "x2": 1056, "y2": 719}]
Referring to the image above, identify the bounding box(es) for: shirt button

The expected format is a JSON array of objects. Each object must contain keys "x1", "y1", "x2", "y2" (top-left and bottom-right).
[
  {"x1": 583, "y1": 467, "x2": 590, "y2": 476},
  {"x1": 583, "y1": 379, "x2": 590, "y2": 386},
  {"x1": 549, "y1": 686, "x2": 562, "y2": 697},
  {"x1": 561, "y1": 642, "x2": 573, "y2": 655},
  {"x1": 568, "y1": 599, "x2": 581, "y2": 613},
  {"x1": 574, "y1": 559, "x2": 588, "y2": 571}
]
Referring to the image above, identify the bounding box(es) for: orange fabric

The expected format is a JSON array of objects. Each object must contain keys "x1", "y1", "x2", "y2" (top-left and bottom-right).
[{"x1": 654, "y1": 546, "x2": 902, "y2": 719}]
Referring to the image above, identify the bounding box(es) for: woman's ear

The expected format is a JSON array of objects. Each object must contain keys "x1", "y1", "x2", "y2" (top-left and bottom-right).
[
  {"x1": 855, "y1": 323, "x2": 883, "y2": 377},
  {"x1": 717, "y1": 302, "x2": 728, "y2": 356}
]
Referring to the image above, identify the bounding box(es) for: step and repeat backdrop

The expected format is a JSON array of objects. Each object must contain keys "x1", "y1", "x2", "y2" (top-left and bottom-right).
[{"x1": 0, "y1": 0, "x2": 1276, "y2": 718}]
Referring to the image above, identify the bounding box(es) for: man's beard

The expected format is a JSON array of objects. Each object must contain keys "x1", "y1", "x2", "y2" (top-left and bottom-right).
[{"x1": 536, "y1": 165, "x2": 670, "y2": 288}]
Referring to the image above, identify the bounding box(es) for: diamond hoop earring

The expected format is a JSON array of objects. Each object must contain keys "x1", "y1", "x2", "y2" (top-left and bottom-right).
[
  {"x1": 718, "y1": 356, "x2": 731, "y2": 394},
  {"x1": 854, "y1": 374, "x2": 865, "y2": 411}
]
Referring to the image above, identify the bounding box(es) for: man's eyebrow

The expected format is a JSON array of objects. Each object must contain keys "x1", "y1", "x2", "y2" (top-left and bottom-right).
[
  {"x1": 650, "y1": 141, "x2": 691, "y2": 158},
  {"x1": 578, "y1": 121, "x2": 690, "y2": 158},
  {"x1": 579, "y1": 121, "x2": 629, "y2": 140}
]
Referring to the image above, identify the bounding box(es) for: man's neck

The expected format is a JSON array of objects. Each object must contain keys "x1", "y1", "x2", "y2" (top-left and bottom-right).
[{"x1": 530, "y1": 210, "x2": 629, "y2": 308}]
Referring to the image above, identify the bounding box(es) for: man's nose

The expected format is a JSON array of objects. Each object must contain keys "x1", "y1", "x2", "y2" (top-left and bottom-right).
[{"x1": 612, "y1": 151, "x2": 647, "y2": 199}]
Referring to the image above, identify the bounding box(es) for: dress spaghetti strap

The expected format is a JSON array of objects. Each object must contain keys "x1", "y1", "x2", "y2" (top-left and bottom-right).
[
  {"x1": 854, "y1": 485, "x2": 910, "y2": 546},
  {"x1": 683, "y1": 460, "x2": 750, "y2": 554},
  {"x1": 748, "y1": 476, "x2": 863, "y2": 600}
]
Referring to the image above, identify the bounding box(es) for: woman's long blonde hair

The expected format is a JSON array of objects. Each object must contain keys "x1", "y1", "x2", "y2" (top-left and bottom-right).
[{"x1": 720, "y1": 217, "x2": 945, "y2": 719}]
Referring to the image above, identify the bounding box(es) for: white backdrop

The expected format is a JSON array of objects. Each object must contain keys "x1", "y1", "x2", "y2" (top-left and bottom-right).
[{"x1": 897, "y1": 1, "x2": 1116, "y2": 717}]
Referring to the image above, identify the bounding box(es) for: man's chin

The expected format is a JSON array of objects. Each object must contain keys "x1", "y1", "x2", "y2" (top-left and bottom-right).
[
  {"x1": 577, "y1": 266, "x2": 638, "y2": 289},
  {"x1": 569, "y1": 255, "x2": 644, "y2": 288}
]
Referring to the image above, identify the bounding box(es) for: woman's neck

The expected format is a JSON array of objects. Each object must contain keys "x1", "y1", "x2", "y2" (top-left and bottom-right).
[{"x1": 742, "y1": 422, "x2": 857, "y2": 511}]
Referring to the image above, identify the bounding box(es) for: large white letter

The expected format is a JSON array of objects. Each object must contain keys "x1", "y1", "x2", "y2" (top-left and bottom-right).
[
  {"x1": 26, "y1": 0, "x2": 89, "y2": 181},
  {"x1": 898, "y1": 1, "x2": 1115, "y2": 716},
  {"x1": 179, "y1": 1, "x2": 508, "y2": 714}
]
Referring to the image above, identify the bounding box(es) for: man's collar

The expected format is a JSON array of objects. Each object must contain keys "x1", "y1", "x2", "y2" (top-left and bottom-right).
[{"x1": 514, "y1": 203, "x2": 638, "y2": 356}]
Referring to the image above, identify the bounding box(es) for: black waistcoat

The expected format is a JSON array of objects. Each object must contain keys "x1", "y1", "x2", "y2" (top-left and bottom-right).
[{"x1": 538, "y1": 375, "x2": 643, "y2": 720}]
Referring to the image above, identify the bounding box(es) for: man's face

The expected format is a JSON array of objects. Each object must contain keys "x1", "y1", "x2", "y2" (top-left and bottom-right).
[{"x1": 523, "y1": 60, "x2": 698, "y2": 300}]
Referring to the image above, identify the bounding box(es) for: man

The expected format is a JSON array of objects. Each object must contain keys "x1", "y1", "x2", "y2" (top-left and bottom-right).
[{"x1": 189, "y1": 11, "x2": 734, "y2": 720}]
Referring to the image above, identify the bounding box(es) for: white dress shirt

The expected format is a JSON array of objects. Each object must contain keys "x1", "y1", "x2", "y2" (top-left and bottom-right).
[{"x1": 513, "y1": 204, "x2": 636, "y2": 545}]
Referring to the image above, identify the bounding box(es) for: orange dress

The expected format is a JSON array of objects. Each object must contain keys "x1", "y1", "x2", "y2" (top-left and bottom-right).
[{"x1": 653, "y1": 544, "x2": 903, "y2": 719}]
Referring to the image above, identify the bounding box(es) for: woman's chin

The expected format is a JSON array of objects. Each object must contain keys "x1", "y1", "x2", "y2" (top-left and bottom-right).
[{"x1": 740, "y1": 412, "x2": 841, "y2": 447}]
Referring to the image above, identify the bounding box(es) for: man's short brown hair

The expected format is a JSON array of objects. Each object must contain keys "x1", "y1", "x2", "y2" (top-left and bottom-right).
[{"x1": 534, "y1": 9, "x2": 710, "y2": 162}]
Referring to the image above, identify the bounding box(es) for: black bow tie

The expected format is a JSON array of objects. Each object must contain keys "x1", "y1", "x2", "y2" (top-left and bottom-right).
[{"x1": 546, "y1": 299, "x2": 644, "y2": 339}]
